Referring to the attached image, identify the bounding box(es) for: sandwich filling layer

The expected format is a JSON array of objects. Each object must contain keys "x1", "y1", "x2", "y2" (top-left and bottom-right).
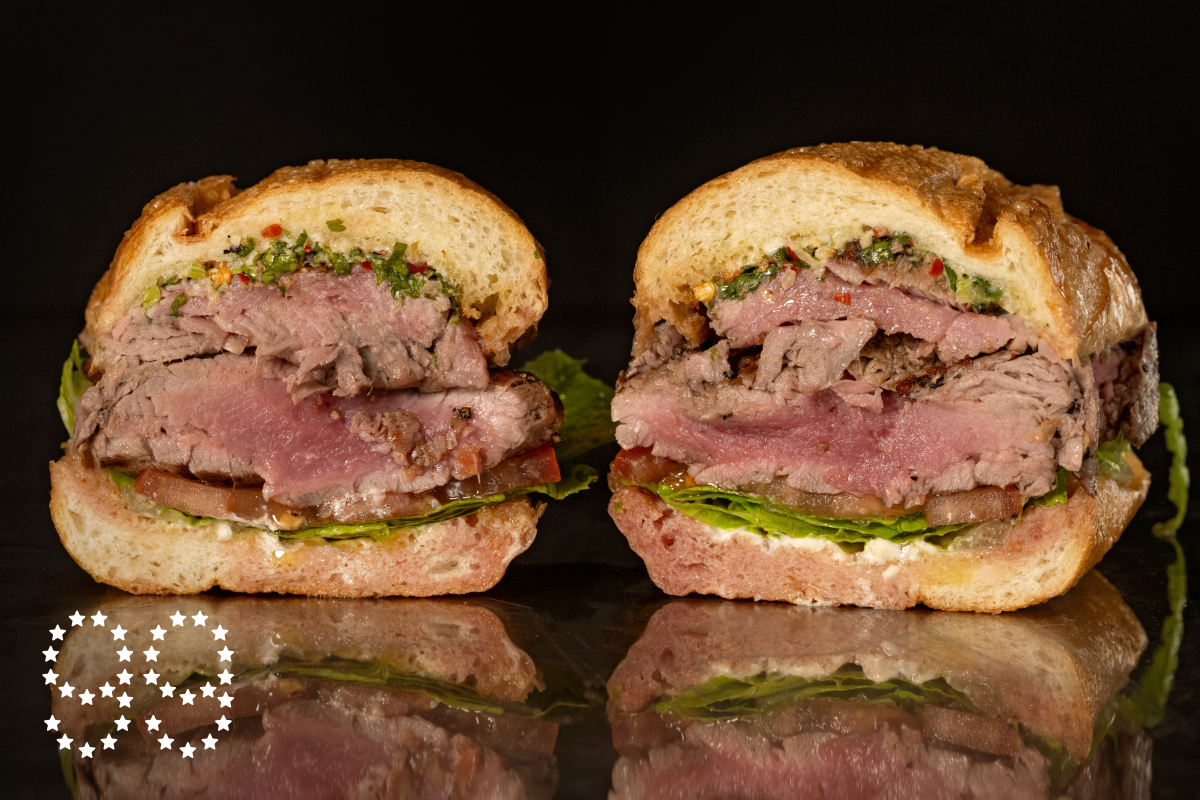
[
  {"x1": 68, "y1": 231, "x2": 573, "y2": 535},
  {"x1": 613, "y1": 232, "x2": 1157, "y2": 542}
]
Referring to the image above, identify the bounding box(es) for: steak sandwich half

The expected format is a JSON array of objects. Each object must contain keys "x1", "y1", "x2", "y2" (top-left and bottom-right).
[
  {"x1": 609, "y1": 143, "x2": 1158, "y2": 611},
  {"x1": 52, "y1": 159, "x2": 571, "y2": 597}
]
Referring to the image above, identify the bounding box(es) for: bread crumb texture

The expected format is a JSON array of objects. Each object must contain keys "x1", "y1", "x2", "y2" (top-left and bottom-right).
[
  {"x1": 50, "y1": 453, "x2": 541, "y2": 597},
  {"x1": 607, "y1": 452, "x2": 1148, "y2": 612}
]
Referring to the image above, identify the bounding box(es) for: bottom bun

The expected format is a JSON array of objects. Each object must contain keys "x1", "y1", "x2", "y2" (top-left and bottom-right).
[
  {"x1": 608, "y1": 453, "x2": 1149, "y2": 612},
  {"x1": 50, "y1": 452, "x2": 543, "y2": 597}
]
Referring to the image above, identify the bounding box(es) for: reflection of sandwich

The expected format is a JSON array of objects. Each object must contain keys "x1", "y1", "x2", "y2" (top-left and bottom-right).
[
  {"x1": 609, "y1": 143, "x2": 1158, "y2": 611},
  {"x1": 607, "y1": 571, "x2": 1149, "y2": 799},
  {"x1": 51, "y1": 160, "x2": 594, "y2": 596},
  {"x1": 54, "y1": 597, "x2": 558, "y2": 799}
]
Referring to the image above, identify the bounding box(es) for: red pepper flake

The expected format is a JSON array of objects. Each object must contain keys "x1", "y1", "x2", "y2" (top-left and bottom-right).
[
  {"x1": 360, "y1": 261, "x2": 373, "y2": 271},
  {"x1": 237, "y1": 273, "x2": 250, "y2": 284},
  {"x1": 303, "y1": 245, "x2": 312, "y2": 253},
  {"x1": 833, "y1": 292, "x2": 852, "y2": 306},
  {"x1": 785, "y1": 246, "x2": 801, "y2": 263},
  {"x1": 929, "y1": 257, "x2": 944, "y2": 276},
  {"x1": 261, "y1": 224, "x2": 282, "y2": 238},
  {"x1": 408, "y1": 262, "x2": 428, "y2": 274},
  {"x1": 871, "y1": 226, "x2": 890, "y2": 238}
]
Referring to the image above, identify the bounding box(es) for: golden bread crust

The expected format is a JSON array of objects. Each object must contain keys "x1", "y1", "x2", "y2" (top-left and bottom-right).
[
  {"x1": 50, "y1": 452, "x2": 541, "y2": 597},
  {"x1": 632, "y1": 142, "x2": 1147, "y2": 362},
  {"x1": 607, "y1": 452, "x2": 1149, "y2": 613},
  {"x1": 87, "y1": 159, "x2": 547, "y2": 367}
]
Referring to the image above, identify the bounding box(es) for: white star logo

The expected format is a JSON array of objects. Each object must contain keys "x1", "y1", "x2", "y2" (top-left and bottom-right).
[
  {"x1": 144, "y1": 670, "x2": 160, "y2": 685},
  {"x1": 43, "y1": 646, "x2": 58, "y2": 662},
  {"x1": 111, "y1": 625, "x2": 127, "y2": 641},
  {"x1": 117, "y1": 647, "x2": 132, "y2": 662},
  {"x1": 181, "y1": 742, "x2": 196, "y2": 758},
  {"x1": 101, "y1": 734, "x2": 116, "y2": 750},
  {"x1": 144, "y1": 715, "x2": 161, "y2": 732},
  {"x1": 78, "y1": 742, "x2": 95, "y2": 758},
  {"x1": 200, "y1": 683, "x2": 216, "y2": 698},
  {"x1": 160, "y1": 683, "x2": 176, "y2": 698},
  {"x1": 57, "y1": 734, "x2": 72, "y2": 750},
  {"x1": 212, "y1": 625, "x2": 228, "y2": 641},
  {"x1": 180, "y1": 690, "x2": 196, "y2": 706},
  {"x1": 68, "y1": 612, "x2": 84, "y2": 627},
  {"x1": 170, "y1": 611, "x2": 186, "y2": 626},
  {"x1": 45, "y1": 716, "x2": 59, "y2": 732},
  {"x1": 158, "y1": 734, "x2": 173, "y2": 750},
  {"x1": 91, "y1": 611, "x2": 107, "y2": 627},
  {"x1": 218, "y1": 669, "x2": 234, "y2": 685},
  {"x1": 117, "y1": 694, "x2": 132, "y2": 708},
  {"x1": 218, "y1": 693, "x2": 233, "y2": 708},
  {"x1": 215, "y1": 716, "x2": 231, "y2": 731},
  {"x1": 218, "y1": 647, "x2": 234, "y2": 662},
  {"x1": 150, "y1": 626, "x2": 166, "y2": 641},
  {"x1": 59, "y1": 683, "x2": 74, "y2": 698},
  {"x1": 79, "y1": 689, "x2": 95, "y2": 706},
  {"x1": 43, "y1": 670, "x2": 58, "y2": 686},
  {"x1": 116, "y1": 670, "x2": 132, "y2": 685},
  {"x1": 192, "y1": 611, "x2": 208, "y2": 627},
  {"x1": 114, "y1": 716, "x2": 131, "y2": 732},
  {"x1": 50, "y1": 625, "x2": 66, "y2": 641},
  {"x1": 144, "y1": 646, "x2": 160, "y2": 662},
  {"x1": 202, "y1": 734, "x2": 218, "y2": 750},
  {"x1": 99, "y1": 683, "x2": 114, "y2": 698}
]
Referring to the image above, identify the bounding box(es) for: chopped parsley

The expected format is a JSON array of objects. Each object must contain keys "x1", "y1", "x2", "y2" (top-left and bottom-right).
[{"x1": 326, "y1": 218, "x2": 346, "y2": 232}]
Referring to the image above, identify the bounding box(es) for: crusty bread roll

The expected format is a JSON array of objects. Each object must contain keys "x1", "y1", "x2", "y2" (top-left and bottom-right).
[
  {"x1": 631, "y1": 142, "x2": 1145, "y2": 364},
  {"x1": 87, "y1": 159, "x2": 547, "y2": 367},
  {"x1": 610, "y1": 142, "x2": 1157, "y2": 612},
  {"x1": 609, "y1": 452, "x2": 1147, "y2": 612},
  {"x1": 53, "y1": 159, "x2": 558, "y2": 598},
  {"x1": 51, "y1": 451, "x2": 543, "y2": 597}
]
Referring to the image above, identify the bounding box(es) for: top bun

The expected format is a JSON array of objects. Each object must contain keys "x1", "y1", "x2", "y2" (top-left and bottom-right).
[
  {"x1": 631, "y1": 142, "x2": 1147, "y2": 363},
  {"x1": 86, "y1": 159, "x2": 548, "y2": 367}
]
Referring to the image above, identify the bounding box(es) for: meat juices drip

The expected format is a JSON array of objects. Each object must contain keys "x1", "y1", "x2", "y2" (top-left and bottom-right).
[{"x1": 613, "y1": 242, "x2": 1157, "y2": 512}]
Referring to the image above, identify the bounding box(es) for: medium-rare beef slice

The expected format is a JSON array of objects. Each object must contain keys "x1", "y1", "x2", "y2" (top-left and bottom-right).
[
  {"x1": 613, "y1": 348, "x2": 1077, "y2": 505},
  {"x1": 107, "y1": 271, "x2": 488, "y2": 398},
  {"x1": 709, "y1": 267, "x2": 1018, "y2": 355},
  {"x1": 81, "y1": 354, "x2": 559, "y2": 507}
]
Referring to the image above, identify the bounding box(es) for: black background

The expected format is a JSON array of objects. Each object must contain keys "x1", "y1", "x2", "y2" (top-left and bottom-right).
[{"x1": 3, "y1": 5, "x2": 1197, "y2": 796}]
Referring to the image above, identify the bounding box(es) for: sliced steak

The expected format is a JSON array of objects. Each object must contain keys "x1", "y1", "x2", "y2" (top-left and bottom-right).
[
  {"x1": 709, "y1": 267, "x2": 1018, "y2": 361},
  {"x1": 107, "y1": 271, "x2": 488, "y2": 397},
  {"x1": 1094, "y1": 324, "x2": 1159, "y2": 446},
  {"x1": 81, "y1": 354, "x2": 560, "y2": 507},
  {"x1": 612, "y1": 348, "x2": 1078, "y2": 506}
]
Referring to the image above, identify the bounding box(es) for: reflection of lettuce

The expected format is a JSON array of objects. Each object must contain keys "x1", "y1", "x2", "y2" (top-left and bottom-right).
[
  {"x1": 625, "y1": 481, "x2": 968, "y2": 548},
  {"x1": 653, "y1": 665, "x2": 974, "y2": 722},
  {"x1": 1116, "y1": 383, "x2": 1188, "y2": 729},
  {"x1": 57, "y1": 340, "x2": 92, "y2": 435},
  {"x1": 274, "y1": 659, "x2": 510, "y2": 714},
  {"x1": 522, "y1": 349, "x2": 616, "y2": 460}
]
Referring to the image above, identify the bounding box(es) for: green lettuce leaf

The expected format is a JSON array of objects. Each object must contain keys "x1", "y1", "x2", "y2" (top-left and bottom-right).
[
  {"x1": 653, "y1": 665, "x2": 976, "y2": 723},
  {"x1": 57, "y1": 340, "x2": 93, "y2": 435},
  {"x1": 1029, "y1": 468, "x2": 1070, "y2": 508},
  {"x1": 630, "y1": 481, "x2": 969, "y2": 547},
  {"x1": 522, "y1": 349, "x2": 616, "y2": 460}
]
